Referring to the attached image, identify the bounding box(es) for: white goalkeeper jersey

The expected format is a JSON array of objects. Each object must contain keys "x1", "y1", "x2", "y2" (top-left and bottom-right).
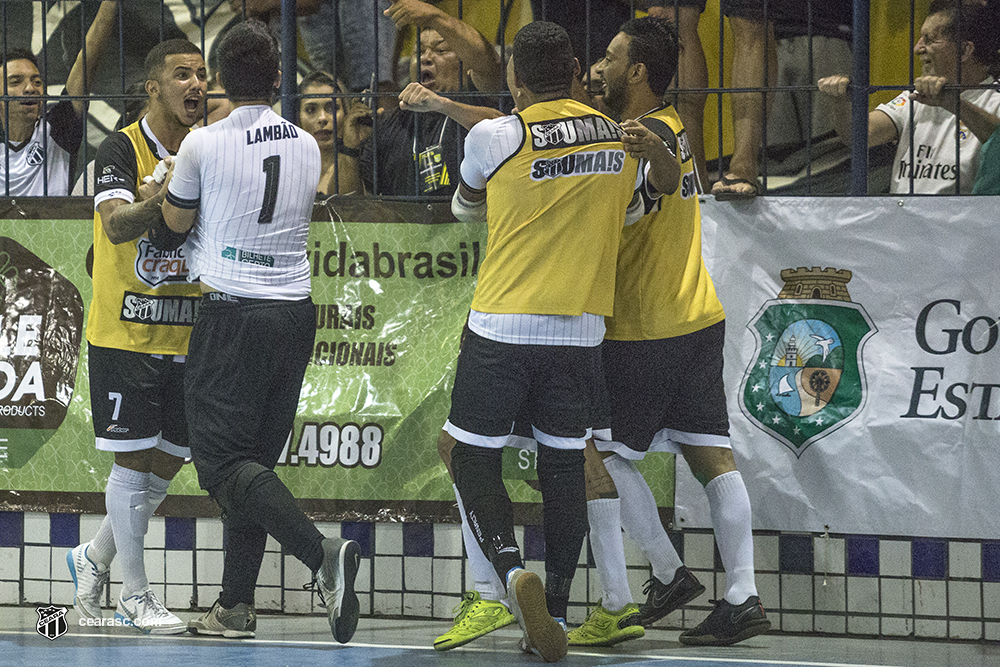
[{"x1": 166, "y1": 104, "x2": 321, "y2": 299}]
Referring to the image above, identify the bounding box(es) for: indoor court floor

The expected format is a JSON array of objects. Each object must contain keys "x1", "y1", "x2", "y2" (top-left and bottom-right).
[{"x1": 2, "y1": 607, "x2": 997, "y2": 667}]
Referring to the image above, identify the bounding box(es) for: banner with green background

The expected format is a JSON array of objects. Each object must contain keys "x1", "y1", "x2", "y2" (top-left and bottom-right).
[{"x1": 1, "y1": 207, "x2": 674, "y2": 519}]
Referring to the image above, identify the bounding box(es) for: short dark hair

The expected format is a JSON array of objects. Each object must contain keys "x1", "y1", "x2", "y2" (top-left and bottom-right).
[
  {"x1": 512, "y1": 21, "x2": 575, "y2": 96},
  {"x1": 927, "y1": 1, "x2": 1000, "y2": 72},
  {"x1": 1, "y1": 48, "x2": 39, "y2": 72},
  {"x1": 144, "y1": 39, "x2": 203, "y2": 83},
  {"x1": 620, "y1": 17, "x2": 679, "y2": 98},
  {"x1": 218, "y1": 20, "x2": 279, "y2": 102}
]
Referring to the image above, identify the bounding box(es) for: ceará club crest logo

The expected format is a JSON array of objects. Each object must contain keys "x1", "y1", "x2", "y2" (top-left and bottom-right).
[{"x1": 740, "y1": 267, "x2": 877, "y2": 457}]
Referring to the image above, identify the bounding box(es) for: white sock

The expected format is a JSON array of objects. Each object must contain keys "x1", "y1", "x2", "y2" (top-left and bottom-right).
[
  {"x1": 605, "y1": 454, "x2": 683, "y2": 583},
  {"x1": 705, "y1": 471, "x2": 758, "y2": 605},
  {"x1": 90, "y1": 470, "x2": 171, "y2": 568},
  {"x1": 105, "y1": 463, "x2": 151, "y2": 597},
  {"x1": 454, "y1": 484, "x2": 505, "y2": 603},
  {"x1": 146, "y1": 473, "x2": 171, "y2": 515},
  {"x1": 87, "y1": 515, "x2": 116, "y2": 566},
  {"x1": 586, "y1": 498, "x2": 632, "y2": 611}
]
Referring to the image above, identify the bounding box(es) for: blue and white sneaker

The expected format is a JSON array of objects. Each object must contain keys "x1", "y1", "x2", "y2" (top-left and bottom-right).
[
  {"x1": 67, "y1": 542, "x2": 109, "y2": 619},
  {"x1": 115, "y1": 588, "x2": 186, "y2": 634}
]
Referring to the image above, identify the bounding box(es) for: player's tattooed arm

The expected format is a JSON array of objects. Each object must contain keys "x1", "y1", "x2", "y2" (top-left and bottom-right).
[{"x1": 98, "y1": 194, "x2": 168, "y2": 245}]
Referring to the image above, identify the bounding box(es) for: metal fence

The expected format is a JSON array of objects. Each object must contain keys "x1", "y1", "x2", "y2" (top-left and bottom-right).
[{"x1": 1, "y1": 0, "x2": 996, "y2": 199}]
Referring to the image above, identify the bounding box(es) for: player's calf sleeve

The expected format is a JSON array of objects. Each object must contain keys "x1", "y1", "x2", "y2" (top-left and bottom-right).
[
  {"x1": 213, "y1": 461, "x2": 325, "y2": 572},
  {"x1": 705, "y1": 471, "x2": 758, "y2": 604},
  {"x1": 454, "y1": 484, "x2": 506, "y2": 602},
  {"x1": 220, "y1": 510, "x2": 269, "y2": 608},
  {"x1": 451, "y1": 442, "x2": 522, "y2": 587},
  {"x1": 537, "y1": 446, "x2": 587, "y2": 619},
  {"x1": 604, "y1": 454, "x2": 683, "y2": 582},
  {"x1": 105, "y1": 464, "x2": 151, "y2": 595}
]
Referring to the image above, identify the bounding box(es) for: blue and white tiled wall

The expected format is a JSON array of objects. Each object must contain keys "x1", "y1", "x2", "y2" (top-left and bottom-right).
[{"x1": 2, "y1": 510, "x2": 999, "y2": 640}]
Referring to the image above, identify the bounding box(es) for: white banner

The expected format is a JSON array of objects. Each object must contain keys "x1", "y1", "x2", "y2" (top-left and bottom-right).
[{"x1": 675, "y1": 196, "x2": 1000, "y2": 539}]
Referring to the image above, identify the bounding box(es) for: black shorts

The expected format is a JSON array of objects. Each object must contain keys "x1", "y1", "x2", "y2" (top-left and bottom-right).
[
  {"x1": 446, "y1": 330, "x2": 604, "y2": 450},
  {"x1": 184, "y1": 293, "x2": 316, "y2": 492},
  {"x1": 601, "y1": 320, "x2": 730, "y2": 457},
  {"x1": 721, "y1": 0, "x2": 777, "y2": 21},
  {"x1": 648, "y1": 0, "x2": 708, "y2": 13},
  {"x1": 88, "y1": 343, "x2": 189, "y2": 456}
]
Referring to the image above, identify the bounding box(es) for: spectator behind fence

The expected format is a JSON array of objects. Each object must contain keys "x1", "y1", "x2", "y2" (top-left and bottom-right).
[
  {"x1": 972, "y1": 126, "x2": 1000, "y2": 193},
  {"x1": 298, "y1": 71, "x2": 374, "y2": 195},
  {"x1": 354, "y1": 0, "x2": 503, "y2": 197},
  {"x1": 764, "y1": 1, "x2": 853, "y2": 179},
  {"x1": 818, "y1": 0, "x2": 1000, "y2": 194},
  {"x1": 72, "y1": 80, "x2": 149, "y2": 196},
  {"x1": 0, "y1": 1, "x2": 117, "y2": 196},
  {"x1": 649, "y1": 0, "x2": 851, "y2": 198},
  {"x1": 299, "y1": 0, "x2": 397, "y2": 93},
  {"x1": 711, "y1": 1, "x2": 777, "y2": 200}
]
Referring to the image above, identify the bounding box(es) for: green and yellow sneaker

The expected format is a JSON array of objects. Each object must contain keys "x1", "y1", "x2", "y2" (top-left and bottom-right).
[
  {"x1": 434, "y1": 591, "x2": 516, "y2": 651},
  {"x1": 567, "y1": 600, "x2": 645, "y2": 647}
]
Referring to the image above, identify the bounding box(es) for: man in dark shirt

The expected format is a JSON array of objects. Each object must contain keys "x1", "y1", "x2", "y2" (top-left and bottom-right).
[{"x1": 356, "y1": 0, "x2": 502, "y2": 197}]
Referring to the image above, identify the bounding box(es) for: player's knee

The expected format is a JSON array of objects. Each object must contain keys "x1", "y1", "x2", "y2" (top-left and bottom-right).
[
  {"x1": 149, "y1": 448, "x2": 186, "y2": 480},
  {"x1": 682, "y1": 445, "x2": 737, "y2": 487},
  {"x1": 451, "y1": 442, "x2": 502, "y2": 498},
  {"x1": 211, "y1": 461, "x2": 271, "y2": 512}
]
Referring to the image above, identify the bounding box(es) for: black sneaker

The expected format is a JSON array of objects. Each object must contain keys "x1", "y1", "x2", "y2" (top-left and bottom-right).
[
  {"x1": 678, "y1": 596, "x2": 771, "y2": 646},
  {"x1": 638, "y1": 566, "x2": 706, "y2": 627}
]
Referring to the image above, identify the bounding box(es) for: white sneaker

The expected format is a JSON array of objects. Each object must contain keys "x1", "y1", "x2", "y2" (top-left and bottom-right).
[
  {"x1": 115, "y1": 588, "x2": 186, "y2": 634},
  {"x1": 506, "y1": 568, "x2": 568, "y2": 662},
  {"x1": 66, "y1": 543, "x2": 109, "y2": 619}
]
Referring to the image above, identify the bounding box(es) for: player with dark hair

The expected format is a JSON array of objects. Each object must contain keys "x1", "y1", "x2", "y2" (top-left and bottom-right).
[
  {"x1": 578, "y1": 15, "x2": 771, "y2": 647},
  {"x1": 161, "y1": 19, "x2": 361, "y2": 643},
  {"x1": 446, "y1": 20, "x2": 676, "y2": 663},
  {"x1": 67, "y1": 35, "x2": 206, "y2": 634}
]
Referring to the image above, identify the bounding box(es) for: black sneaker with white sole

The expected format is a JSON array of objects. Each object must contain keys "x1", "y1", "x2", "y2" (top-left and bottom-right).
[
  {"x1": 679, "y1": 596, "x2": 771, "y2": 646},
  {"x1": 637, "y1": 566, "x2": 706, "y2": 627}
]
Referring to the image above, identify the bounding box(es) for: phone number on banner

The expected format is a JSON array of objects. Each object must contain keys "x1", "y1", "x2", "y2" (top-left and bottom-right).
[{"x1": 277, "y1": 421, "x2": 384, "y2": 468}]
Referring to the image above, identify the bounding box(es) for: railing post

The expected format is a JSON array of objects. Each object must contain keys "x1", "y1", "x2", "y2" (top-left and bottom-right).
[
  {"x1": 850, "y1": 0, "x2": 870, "y2": 196},
  {"x1": 280, "y1": 0, "x2": 297, "y2": 122}
]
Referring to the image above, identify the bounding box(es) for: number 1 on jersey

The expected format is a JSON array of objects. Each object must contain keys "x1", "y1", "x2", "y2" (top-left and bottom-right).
[{"x1": 258, "y1": 155, "x2": 280, "y2": 224}]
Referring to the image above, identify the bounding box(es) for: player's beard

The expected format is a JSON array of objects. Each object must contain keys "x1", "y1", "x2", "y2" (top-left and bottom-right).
[{"x1": 603, "y1": 75, "x2": 627, "y2": 119}]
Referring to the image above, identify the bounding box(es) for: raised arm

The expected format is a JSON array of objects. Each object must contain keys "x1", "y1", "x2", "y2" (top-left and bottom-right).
[
  {"x1": 817, "y1": 75, "x2": 899, "y2": 148},
  {"x1": 398, "y1": 82, "x2": 503, "y2": 130},
  {"x1": 385, "y1": 0, "x2": 503, "y2": 92},
  {"x1": 65, "y1": 1, "x2": 118, "y2": 116}
]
